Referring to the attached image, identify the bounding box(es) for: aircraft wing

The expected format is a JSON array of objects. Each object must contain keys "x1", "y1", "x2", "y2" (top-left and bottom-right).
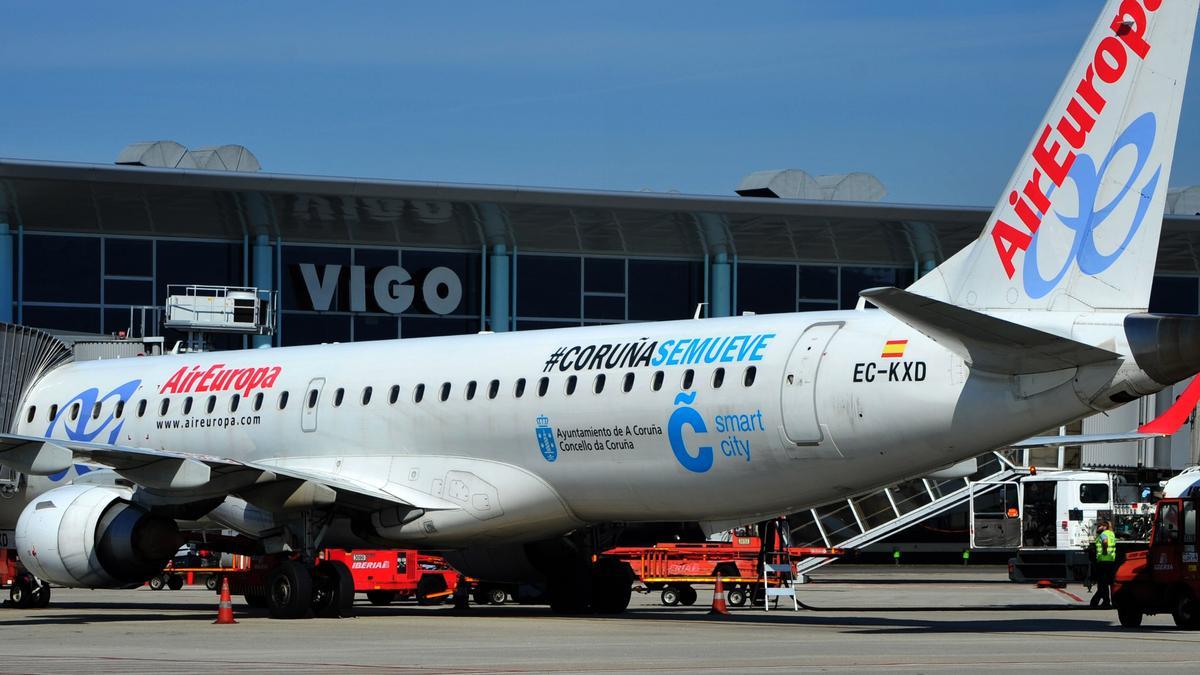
[
  {"x1": 0, "y1": 432, "x2": 458, "y2": 512},
  {"x1": 1008, "y1": 431, "x2": 1166, "y2": 449},
  {"x1": 860, "y1": 286, "x2": 1122, "y2": 374}
]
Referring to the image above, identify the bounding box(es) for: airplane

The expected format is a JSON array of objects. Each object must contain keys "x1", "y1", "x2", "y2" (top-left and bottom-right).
[{"x1": 1, "y1": 0, "x2": 1197, "y2": 619}]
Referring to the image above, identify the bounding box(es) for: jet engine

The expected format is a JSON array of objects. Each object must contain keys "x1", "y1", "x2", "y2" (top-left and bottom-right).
[{"x1": 15, "y1": 484, "x2": 182, "y2": 588}]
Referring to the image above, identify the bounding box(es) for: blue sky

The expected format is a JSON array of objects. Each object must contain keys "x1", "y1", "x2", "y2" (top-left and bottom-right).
[{"x1": 2, "y1": 1, "x2": 1199, "y2": 206}]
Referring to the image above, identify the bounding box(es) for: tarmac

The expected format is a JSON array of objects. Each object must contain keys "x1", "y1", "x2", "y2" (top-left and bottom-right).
[{"x1": 1, "y1": 565, "x2": 1198, "y2": 674}]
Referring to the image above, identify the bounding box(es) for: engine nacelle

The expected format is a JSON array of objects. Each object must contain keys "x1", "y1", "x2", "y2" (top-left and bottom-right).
[{"x1": 15, "y1": 484, "x2": 181, "y2": 588}]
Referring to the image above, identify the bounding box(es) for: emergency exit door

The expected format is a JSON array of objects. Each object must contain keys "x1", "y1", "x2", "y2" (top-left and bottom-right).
[
  {"x1": 780, "y1": 323, "x2": 841, "y2": 445},
  {"x1": 302, "y1": 377, "x2": 325, "y2": 432}
]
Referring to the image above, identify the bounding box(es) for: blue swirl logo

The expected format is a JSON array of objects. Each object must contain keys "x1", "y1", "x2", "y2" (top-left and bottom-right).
[
  {"x1": 1023, "y1": 112, "x2": 1161, "y2": 299},
  {"x1": 45, "y1": 379, "x2": 141, "y2": 445},
  {"x1": 667, "y1": 391, "x2": 712, "y2": 473}
]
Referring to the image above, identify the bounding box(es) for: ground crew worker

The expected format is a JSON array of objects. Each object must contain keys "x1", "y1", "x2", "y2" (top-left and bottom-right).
[{"x1": 1090, "y1": 520, "x2": 1117, "y2": 608}]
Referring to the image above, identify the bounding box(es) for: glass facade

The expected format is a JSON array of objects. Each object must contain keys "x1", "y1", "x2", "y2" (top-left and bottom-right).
[{"x1": 11, "y1": 230, "x2": 1200, "y2": 346}]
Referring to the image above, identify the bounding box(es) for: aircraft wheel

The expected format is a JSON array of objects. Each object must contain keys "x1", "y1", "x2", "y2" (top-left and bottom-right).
[
  {"x1": 727, "y1": 587, "x2": 748, "y2": 607},
  {"x1": 167, "y1": 574, "x2": 184, "y2": 591},
  {"x1": 487, "y1": 587, "x2": 508, "y2": 605},
  {"x1": 590, "y1": 559, "x2": 632, "y2": 614},
  {"x1": 9, "y1": 573, "x2": 35, "y2": 609},
  {"x1": 660, "y1": 586, "x2": 681, "y2": 606},
  {"x1": 148, "y1": 575, "x2": 166, "y2": 591},
  {"x1": 1117, "y1": 603, "x2": 1143, "y2": 628},
  {"x1": 366, "y1": 590, "x2": 397, "y2": 606},
  {"x1": 267, "y1": 561, "x2": 313, "y2": 619},
  {"x1": 679, "y1": 585, "x2": 698, "y2": 606},
  {"x1": 312, "y1": 560, "x2": 356, "y2": 618},
  {"x1": 33, "y1": 582, "x2": 51, "y2": 608}
]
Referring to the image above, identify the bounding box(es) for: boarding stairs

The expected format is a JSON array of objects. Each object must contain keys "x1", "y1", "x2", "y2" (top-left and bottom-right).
[{"x1": 790, "y1": 451, "x2": 1024, "y2": 577}]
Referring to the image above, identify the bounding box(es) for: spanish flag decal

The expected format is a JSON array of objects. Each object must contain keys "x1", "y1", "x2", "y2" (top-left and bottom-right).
[{"x1": 881, "y1": 339, "x2": 907, "y2": 358}]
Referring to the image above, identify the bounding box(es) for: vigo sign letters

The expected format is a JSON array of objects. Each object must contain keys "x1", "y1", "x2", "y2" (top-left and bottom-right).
[{"x1": 297, "y1": 263, "x2": 463, "y2": 315}]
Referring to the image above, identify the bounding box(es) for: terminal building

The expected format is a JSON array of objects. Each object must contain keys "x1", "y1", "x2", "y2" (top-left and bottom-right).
[{"x1": 3, "y1": 143, "x2": 1200, "y2": 556}]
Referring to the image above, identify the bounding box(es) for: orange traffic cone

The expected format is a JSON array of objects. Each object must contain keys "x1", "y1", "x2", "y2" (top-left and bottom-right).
[
  {"x1": 709, "y1": 576, "x2": 730, "y2": 616},
  {"x1": 213, "y1": 576, "x2": 238, "y2": 624}
]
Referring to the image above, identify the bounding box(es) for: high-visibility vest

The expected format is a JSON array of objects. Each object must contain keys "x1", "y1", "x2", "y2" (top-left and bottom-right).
[{"x1": 1095, "y1": 529, "x2": 1117, "y2": 562}]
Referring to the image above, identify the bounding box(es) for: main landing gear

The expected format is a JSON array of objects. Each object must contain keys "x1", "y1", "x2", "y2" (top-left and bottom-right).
[
  {"x1": 261, "y1": 511, "x2": 355, "y2": 619},
  {"x1": 547, "y1": 556, "x2": 634, "y2": 615},
  {"x1": 264, "y1": 559, "x2": 354, "y2": 619}
]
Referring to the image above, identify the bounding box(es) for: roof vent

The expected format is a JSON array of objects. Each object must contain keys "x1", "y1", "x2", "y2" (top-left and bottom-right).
[
  {"x1": 115, "y1": 141, "x2": 260, "y2": 172},
  {"x1": 115, "y1": 140, "x2": 188, "y2": 168},
  {"x1": 177, "y1": 145, "x2": 261, "y2": 172},
  {"x1": 1167, "y1": 186, "x2": 1200, "y2": 216},
  {"x1": 736, "y1": 169, "x2": 885, "y2": 201}
]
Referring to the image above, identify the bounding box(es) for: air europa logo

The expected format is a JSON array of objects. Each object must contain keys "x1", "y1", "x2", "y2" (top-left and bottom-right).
[
  {"x1": 992, "y1": 0, "x2": 1161, "y2": 292},
  {"x1": 160, "y1": 364, "x2": 282, "y2": 397}
]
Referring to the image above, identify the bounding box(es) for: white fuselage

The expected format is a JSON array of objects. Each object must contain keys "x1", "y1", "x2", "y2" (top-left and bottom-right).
[{"x1": 13, "y1": 309, "x2": 1132, "y2": 547}]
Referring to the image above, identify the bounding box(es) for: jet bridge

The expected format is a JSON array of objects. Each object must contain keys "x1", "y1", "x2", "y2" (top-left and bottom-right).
[{"x1": 789, "y1": 451, "x2": 1024, "y2": 577}]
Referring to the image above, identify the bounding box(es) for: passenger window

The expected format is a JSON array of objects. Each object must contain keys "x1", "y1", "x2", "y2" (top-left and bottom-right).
[
  {"x1": 389, "y1": 385, "x2": 400, "y2": 405},
  {"x1": 362, "y1": 386, "x2": 373, "y2": 405},
  {"x1": 48, "y1": 404, "x2": 58, "y2": 421},
  {"x1": 334, "y1": 388, "x2": 345, "y2": 407},
  {"x1": 254, "y1": 392, "x2": 264, "y2": 411},
  {"x1": 136, "y1": 400, "x2": 146, "y2": 417},
  {"x1": 594, "y1": 373, "x2": 606, "y2": 394},
  {"x1": 414, "y1": 384, "x2": 426, "y2": 403},
  {"x1": 652, "y1": 371, "x2": 664, "y2": 391},
  {"x1": 307, "y1": 389, "x2": 318, "y2": 409},
  {"x1": 712, "y1": 367, "x2": 725, "y2": 388},
  {"x1": 682, "y1": 369, "x2": 694, "y2": 390},
  {"x1": 26, "y1": 406, "x2": 35, "y2": 424},
  {"x1": 183, "y1": 397, "x2": 194, "y2": 415},
  {"x1": 159, "y1": 399, "x2": 170, "y2": 416},
  {"x1": 206, "y1": 396, "x2": 216, "y2": 414},
  {"x1": 440, "y1": 383, "x2": 451, "y2": 402},
  {"x1": 278, "y1": 391, "x2": 290, "y2": 410},
  {"x1": 92, "y1": 402, "x2": 101, "y2": 419},
  {"x1": 623, "y1": 372, "x2": 634, "y2": 393},
  {"x1": 565, "y1": 375, "x2": 577, "y2": 396},
  {"x1": 537, "y1": 377, "x2": 549, "y2": 397},
  {"x1": 70, "y1": 402, "x2": 80, "y2": 420},
  {"x1": 744, "y1": 366, "x2": 757, "y2": 387},
  {"x1": 230, "y1": 394, "x2": 240, "y2": 413},
  {"x1": 514, "y1": 378, "x2": 526, "y2": 398},
  {"x1": 488, "y1": 379, "x2": 500, "y2": 400},
  {"x1": 115, "y1": 400, "x2": 125, "y2": 419},
  {"x1": 465, "y1": 381, "x2": 477, "y2": 401}
]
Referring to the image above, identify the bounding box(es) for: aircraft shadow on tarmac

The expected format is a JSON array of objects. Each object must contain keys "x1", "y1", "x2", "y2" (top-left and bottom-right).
[
  {"x1": 343, "y1": 603, "x2": 1142, "y2": 635},
  {"x1": 0, "y1": 601, "x2": 1163, "y2": 634}
]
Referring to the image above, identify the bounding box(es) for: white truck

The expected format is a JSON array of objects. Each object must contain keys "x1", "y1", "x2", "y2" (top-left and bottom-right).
[{"x1": 970, "y1": 470, "x2": 1156, "y2": 584}]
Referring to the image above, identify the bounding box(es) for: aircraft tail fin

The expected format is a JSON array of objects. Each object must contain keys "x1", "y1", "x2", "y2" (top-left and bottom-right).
[{"x1": 910, "y1": 0, "x2": 1198, "y2": 312}]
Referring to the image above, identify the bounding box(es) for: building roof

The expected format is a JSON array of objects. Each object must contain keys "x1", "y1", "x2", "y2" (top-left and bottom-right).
[{"x1": 4, "y1": 158, "x2": 1200, "y2": 270}]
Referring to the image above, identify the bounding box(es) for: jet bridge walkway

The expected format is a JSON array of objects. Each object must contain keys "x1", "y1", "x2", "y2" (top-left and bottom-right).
[{"x1": 789, "y1": 451, "x2": 1024, "y2": 577}]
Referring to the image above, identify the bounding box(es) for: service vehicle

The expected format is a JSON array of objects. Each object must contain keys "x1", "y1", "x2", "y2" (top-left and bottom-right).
[
  {"x1": 322, "y1": 549, "x2": 466, "y2": 606},
  {"x1": 971, "y1": 470, "x2": 1158, "y2": 585},
  {"x1": 1112, "y1": 467, "x2": 1200, "y2": 628}
]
